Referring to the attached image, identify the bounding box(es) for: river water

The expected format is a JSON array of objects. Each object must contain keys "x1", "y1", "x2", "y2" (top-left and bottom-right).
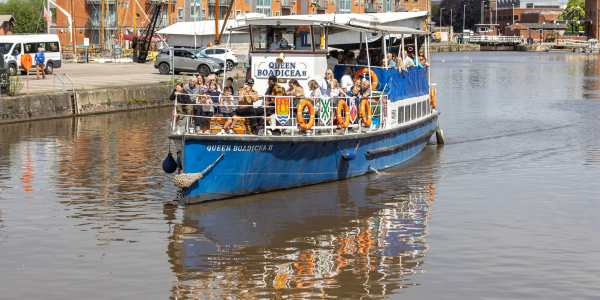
[{"x1": 1, "y1": 52, "x2": 599, "y2": 299}]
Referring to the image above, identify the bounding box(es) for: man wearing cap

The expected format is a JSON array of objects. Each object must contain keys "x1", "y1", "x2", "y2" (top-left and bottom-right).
[{"x1": 237, "y1": 78, "x2": 262, "y2": 134}]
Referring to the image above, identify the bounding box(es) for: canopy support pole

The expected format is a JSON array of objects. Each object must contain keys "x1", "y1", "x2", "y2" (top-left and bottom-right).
[
  {"x1": 365, "y1": 31, "x2": 372, "y2": 96},
  {"x1": 383, "y1": 33, "x2": 387, "y2": 68}
]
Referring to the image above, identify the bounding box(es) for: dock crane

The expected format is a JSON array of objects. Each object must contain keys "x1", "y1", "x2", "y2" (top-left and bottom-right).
[{"x1": 137, "y1": 4, "x2": 162, "y2": 63}]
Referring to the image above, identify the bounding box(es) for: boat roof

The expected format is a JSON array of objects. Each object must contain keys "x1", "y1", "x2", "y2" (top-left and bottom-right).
[{"x1": 229, "y1": 12, "x2": 430, "y2": 35}]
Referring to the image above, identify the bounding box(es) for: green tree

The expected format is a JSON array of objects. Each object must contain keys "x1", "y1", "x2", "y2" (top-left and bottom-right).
[
  {"x1": 0, "y1": 0, "x2": 48, "y2": 34},
  {"x1": 432, "y1": 0, "x2": 484, "y2": 33},
  {"x1": 559, "y1": 0, "x2": 585, "y2": 34}
]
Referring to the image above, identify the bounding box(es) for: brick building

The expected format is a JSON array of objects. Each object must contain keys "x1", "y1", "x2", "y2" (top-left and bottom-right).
[
  {"x1": 53, "y1": 0, "x2": 430, "y2": 49},
  {"x1": 484, "y1": 6, "x2": 563, "y2": 35},
  {"x1": 585, "y1": 0, "x2": 600, "y2": 40},
  {"x1": 0, "y1": 15, "x2": 15, "y2": 35},
  {"x1": 50, "y1": 0, "x2": 185, "y2": 50}
]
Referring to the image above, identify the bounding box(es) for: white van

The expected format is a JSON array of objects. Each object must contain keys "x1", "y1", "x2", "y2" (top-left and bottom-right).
[{"x1": 0, "y1": 34, "x2": 61, "y2": 75}]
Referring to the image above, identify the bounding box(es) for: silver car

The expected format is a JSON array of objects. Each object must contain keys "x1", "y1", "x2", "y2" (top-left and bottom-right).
[{"x1": 154, "y1": 48, "x2": 224, "y2": 76}]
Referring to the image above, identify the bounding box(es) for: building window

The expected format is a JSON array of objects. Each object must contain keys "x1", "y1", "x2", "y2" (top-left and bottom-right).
[
  {"x1": 191, "y1": 6, "x2": 201, "y2": 21},
  {"x1": 202, "y1": 8, "x2": 207, "y2": 20},
  {"x1": 291, "y1": 11, "x2": 296, "y2": 15},
  {"x1": 276, "y1": 11, "x2": 280, "y2": 16},
  {"x1": 177, "y1": 8, "x2": 183, "y2": 22},
  {"x1": 387, "y1": 1, "x2": 392, "y2": 11},
  {"x1": 514, "y1": 15, "x2": 518, "y2": 20},
  {"x1": 246, "y1": 0, "x2": 249, "y2": 4},
  {"x1": 236, "y1": 10, "x2": 241, "y2": 17},
  {"x1": 340, "y1": 0, "x2": 351, "y2": 13},
  {"x1": 136, "y1": 13, "x2": 140, "y2": 18},
  {"x1": 257, "y1": 0, "x2": 272, "y2": 16},
  {"x1": 51, "y1": 8, "x2": 57, "y2": 24}
]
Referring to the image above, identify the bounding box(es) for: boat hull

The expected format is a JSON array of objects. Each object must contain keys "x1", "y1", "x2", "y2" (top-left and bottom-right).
[{"x1": 172, "y1": 113, "x2": 439, "y2": 204}]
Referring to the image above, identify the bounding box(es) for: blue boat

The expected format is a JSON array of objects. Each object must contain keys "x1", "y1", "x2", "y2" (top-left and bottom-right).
[{"x1": 167, "y1": 13, "x2": 441, "y2": 204}]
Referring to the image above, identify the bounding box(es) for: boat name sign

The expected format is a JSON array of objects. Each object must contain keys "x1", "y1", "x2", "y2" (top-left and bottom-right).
[
  {"x1": 256, "y1": 62, "x2": 308, "y2": 78},
  {"x1": 207, "y1": 144, "x2": 274, "y2": 152}
]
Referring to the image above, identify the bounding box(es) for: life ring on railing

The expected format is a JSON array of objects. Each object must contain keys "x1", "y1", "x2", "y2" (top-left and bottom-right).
[
  {"x1": 296, "y1": 100, "x2": 315, "y2": 130},
  {"x1": 430, "y1": 87, "x2": 436, "y2": 109},
  {"x1": 352, "y1": 68, "x2": 378, "y2": 90},
  {"x1": 336, "y1": 100, "x2": 350, "y2": 128},
  {"x1": 20, "y1": 54, "x2": 33, "y2": 70},
  {"x1": 359, "y1": 100, "x2": 372, "y2": 126}
]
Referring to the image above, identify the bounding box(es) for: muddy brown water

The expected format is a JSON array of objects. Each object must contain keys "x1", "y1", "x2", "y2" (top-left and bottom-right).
[{"x1": 1, "y1": 52, "x2": 599, "y2": 299}]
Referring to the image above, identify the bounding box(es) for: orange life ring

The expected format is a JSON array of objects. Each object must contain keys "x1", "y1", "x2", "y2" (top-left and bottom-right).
[
  {"x1": 352, "y1": 68, "x2": 378, "y2": 90},
  {"x1": 360, "y1": 100, "x2": 372, "y2": 126},
  {"x1": 430, "y1": 87, "x2": 436, "y2": 109},
  {"x1": 296, "y1": 100, "x2": 315, "y2": 130},
  {"x1": 20, "y1": 54, "x2": 33, "y2": 70},
  {"x1": 336, "y1": 100, "x2": 350, "y2": 128}
]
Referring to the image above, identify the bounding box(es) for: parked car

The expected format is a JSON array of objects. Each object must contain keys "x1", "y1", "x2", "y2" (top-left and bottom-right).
[
  {"x1": 154, "y1": 48, "x2": 224, "y2": 76},
  {"x1": 197, "y1": 47, "x2": 238, "y2": 71}
]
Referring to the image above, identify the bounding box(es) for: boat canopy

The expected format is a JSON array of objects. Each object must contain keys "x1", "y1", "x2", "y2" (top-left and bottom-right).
[{"x1": 228, "y1": 12, "x2": 429, "y2": 35}]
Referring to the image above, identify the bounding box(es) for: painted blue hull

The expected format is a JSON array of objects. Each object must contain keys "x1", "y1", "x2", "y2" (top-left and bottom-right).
[{"x1": 172, "y1": 113, "x2": 439, "y2": 204}]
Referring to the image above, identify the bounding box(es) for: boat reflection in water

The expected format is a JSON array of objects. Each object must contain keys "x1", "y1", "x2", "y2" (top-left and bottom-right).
[{"x1": 167, "y1": 149, "x2": 439, "y2": 298}]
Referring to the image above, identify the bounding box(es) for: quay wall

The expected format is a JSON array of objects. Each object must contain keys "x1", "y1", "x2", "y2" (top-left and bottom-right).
[
  {"x1": 0, "y1": 85, "x2": 176, "y2": 124},
  {"x1": 0, "y1": 79, "x2": 248, "y2": 124},
  {"x1": 430, "y1": 44, "x2": 480, "y2": 52}
]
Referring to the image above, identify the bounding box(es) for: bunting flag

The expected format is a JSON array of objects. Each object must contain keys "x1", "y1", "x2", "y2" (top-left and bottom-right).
[
  {"x1": 320, "y1": 97, "x2": 331, "y2": 124},
  {"x1": 349, "y1": 97, "x2": 358, "y2": 123},
  {"x1": 275, "y1": 96, "x2": 290, "y2": 125},
  {"x1": 44, "y1": 6, "x2": 52, "y2": 23}
]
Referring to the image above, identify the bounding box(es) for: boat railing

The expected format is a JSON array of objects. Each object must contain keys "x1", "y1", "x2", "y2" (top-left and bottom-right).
[{"x1": 170, "y1": 93, "x2": 400, "y2": 136}]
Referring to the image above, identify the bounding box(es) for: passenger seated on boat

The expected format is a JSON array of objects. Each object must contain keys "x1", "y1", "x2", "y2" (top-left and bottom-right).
[
  {"x1": 340, "y1": 67, "x2": 354, "y2": 94},
  {"x1": 170, "y1": 83, "x2": 193, "y2": 119},
  {"x1": 286, "y1": 79, "x2": 305, "y2": 107},
  {"x1": 264, "y1": 75, "x2": 286, "y2": 135},
  {"x1": 409, "y1": 53, "x2": 424, "y2": 69},
  {"x1": 387, "y1": 53, "x2": 397, "y2": 68},
  {"x1": 237, "y1": 78, "x2": 262, "y2": 134},
  {"x1": 330, "y1": 79, "x2": 348, "y2": 107},
  {"x1": 360, "y1": 79, "x2": 371, "y2": 98},
  {"x1": 419, "y1": 55, "x2": 430, "y2": 67},
  {"x1": 183, "y1": 76, "x2": 200, "y2": 104},
  {"x1": 402, "y1": 50, "x2": 415, "y2": 67},
  {"x1": 225, "y1": 77, "x2": 235, "y2": 95},
  {"x1": 207, "y1": 81, "x2": 222, "y2": 114},
  {"x1": 355, "y1": 49, "x2": 368, "y2": 65},
  {"x1": 207, "y1": 74, "x2": 221, "y2": 91},
  {"x1": 327, "y1": 51, "x2": 339, "y2": 71},
  {"x1": 195, "y1": 92, "x2": 214, "y2": 134},
  {"x1": 196, "y1": 74, "x2": 208, "y2": 93},
  {"x1": 319, "y1": 69, "x2": 333, "y2": 97},
  {"x1": 218, "y1": 89, "x2": 238, "y2": 134}
]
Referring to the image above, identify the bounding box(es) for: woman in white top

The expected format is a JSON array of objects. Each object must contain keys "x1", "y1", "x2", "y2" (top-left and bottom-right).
[
  {"x1": 340, "y1": 66, "x2": 354, "y2": 94},
  {"x1": 319, "y1": 69, "x2": 334, "y2": 97}
]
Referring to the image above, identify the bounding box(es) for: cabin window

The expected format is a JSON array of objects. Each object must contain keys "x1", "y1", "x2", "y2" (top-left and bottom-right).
[
  {"x1": 405, "y1": 104, "x2": 411, "y2": 122},
  {"x1": 391, "y1": 109, "x2": 397, "y2": 121},
  {"x1": 398, "y1": 106, "x2": 404, "y2": 123},
  {"x1": 422, "y1": 101, "x2": 427, "y2": 116},
  {"x1": 251, "y1": 25, "x2": 314, "y2": 51},
  {"x1": 411, "y1": 103, "x2": 417, "y2": 119},
  {"x1": 313, "y1": 25, "x2": 327, "y2": 51},
  {"x1": 417, "y1": 101, "x2": 422, "y2": 118}
]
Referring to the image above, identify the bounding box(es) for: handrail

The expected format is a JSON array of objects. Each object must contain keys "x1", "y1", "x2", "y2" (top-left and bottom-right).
[
  {"x1": 63, "y1": 73, "x2": 75, "y2": 93},
  {"x1": 53, "y1": 73, "x2": 66, "y2": 93}
]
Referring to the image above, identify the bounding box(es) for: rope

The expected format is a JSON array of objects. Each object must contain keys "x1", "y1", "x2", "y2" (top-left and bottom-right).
[{"x1": 173, "y1": 153, "x2": 224, "y2": 189}]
